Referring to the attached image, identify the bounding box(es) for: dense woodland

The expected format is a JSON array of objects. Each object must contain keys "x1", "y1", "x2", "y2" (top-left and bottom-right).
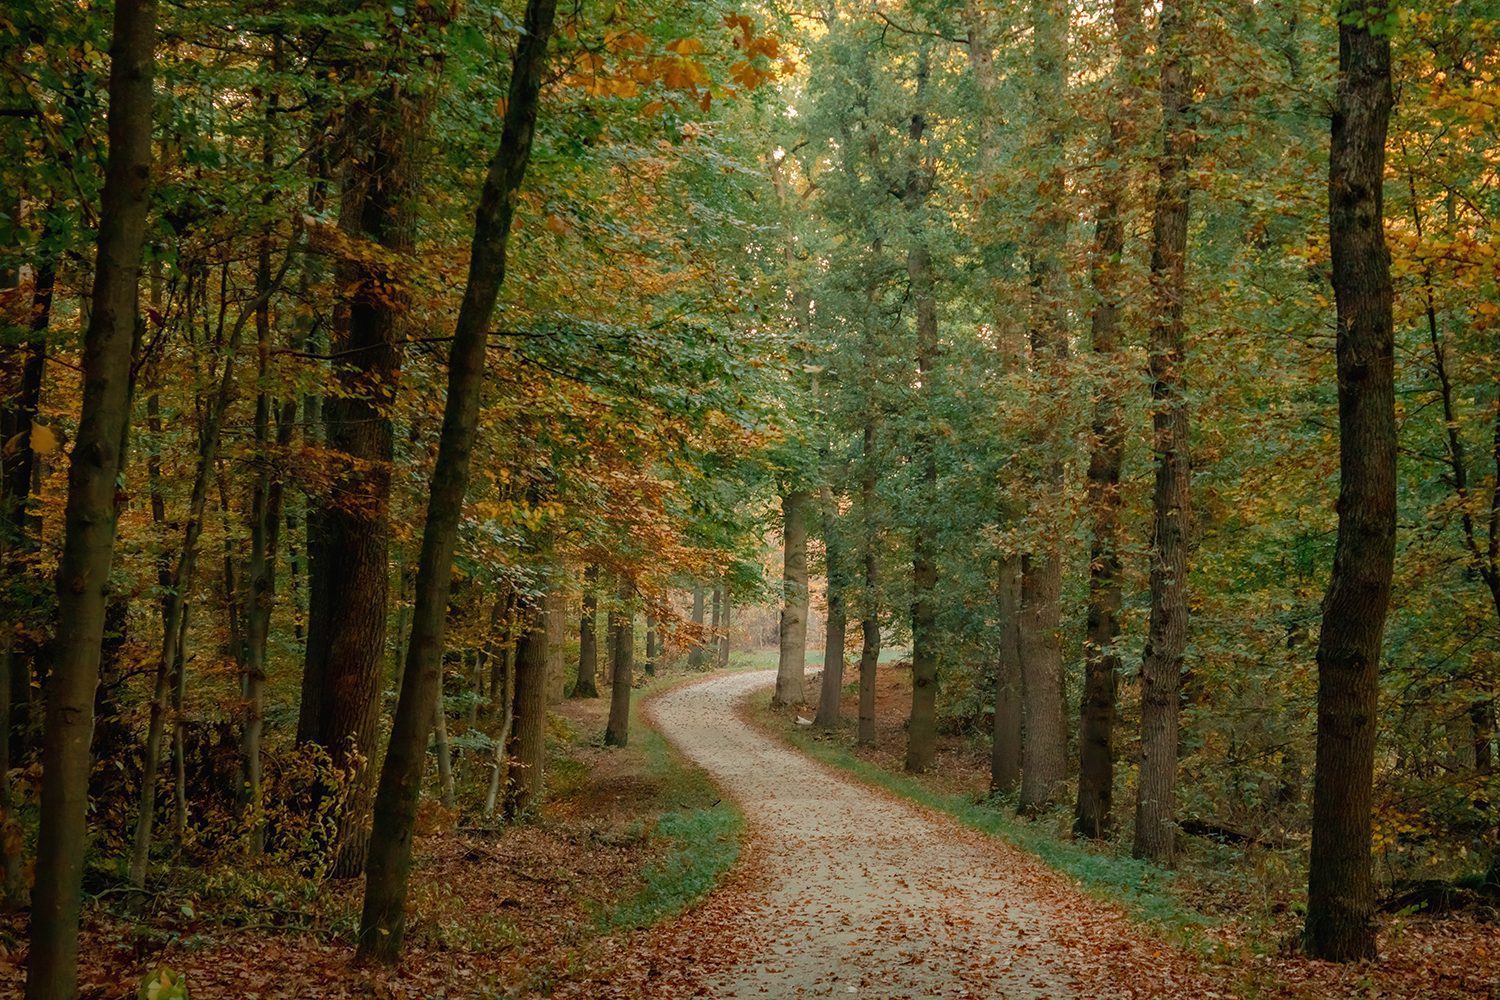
[{"x1": 1, "y1": 0, "x2": 1498, "y2": 995}]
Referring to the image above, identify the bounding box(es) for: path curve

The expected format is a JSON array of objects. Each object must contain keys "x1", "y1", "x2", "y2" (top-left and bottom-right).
[{"x1": 646, "y1": 669, "x2": 1088, "y2": 999}]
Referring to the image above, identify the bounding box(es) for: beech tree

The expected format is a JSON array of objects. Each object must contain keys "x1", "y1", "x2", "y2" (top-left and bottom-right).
[{"x1": 26, "y1": 0, "x2": 156, "y2": 994}]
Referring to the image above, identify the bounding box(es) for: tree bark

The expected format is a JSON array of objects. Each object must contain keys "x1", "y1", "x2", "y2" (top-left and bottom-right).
[
  {"x1": 991, "y1": 557, "x2": 1023, "y2": 794},
  {"x1": 1074, "y1": 0, "x2": 1141, "y2": 842},
  {"x1": 1133, "y1": 0, "x2": 1195, "y2": 866},
  {"x1": 1016, "y1": 0, "x2": 1071, "y2": 815},
  {"x1": 605, "y1": 577, "x2": 635, "y2": 747},
  {"x1": 26, "y1": 0, "x2": 155, "y2": 993},
  {"x1": 503, "y1": 602, "x2": 548, "y2": 818},
  {"x1": 356, "y1": 0, "x2": 556, "y2": 960},
  {"x1": 304, "y1": 38, "x2": 427, "y2": 879},
  {"x1": 903, "y1": 51, "x2": 941, "y2": 775},
  {"x1": 774, "y1": 490, "x2": 810, "y2": 706},
  {"x1": 817, "y1": 487, "x2": 847, "y2": 728},
  {"x1": 1305, "y1": 0, "x2": 1394, "y2": 962},
  {"x1": 688, "y1": 583, "x2": 706, "y2": 669},
  {"x1": 573, "y1": 564, "x2": 599, "y2": 697}
]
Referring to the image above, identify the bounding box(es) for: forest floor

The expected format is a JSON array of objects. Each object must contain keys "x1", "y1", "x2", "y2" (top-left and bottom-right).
[
  {"x1": 0, "y1": 672, "x2": 741, "y2": 999},
  {"x1": 748, "y1": 661, "x2": 1500, "y2": 999}
]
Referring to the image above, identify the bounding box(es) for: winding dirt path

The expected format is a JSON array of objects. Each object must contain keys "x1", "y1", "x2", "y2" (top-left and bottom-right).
[{"x1": 641, "y1": 669, "x2": 1213, "y2": 999}]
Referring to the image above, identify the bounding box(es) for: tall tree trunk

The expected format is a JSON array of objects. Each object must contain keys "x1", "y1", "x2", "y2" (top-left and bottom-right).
[
  {"x1": 991, "y1": 558, "x2": 1023, "y2": 793},
  {"x1": 709, "y1": 582, "x2": 723, "y2": 677},
  {"x1": 716, "y1": 593, "x2": 730, "y2": 668},
  {"x1": 433, "y1": 673, "x2": 455, "y2": 811},
  {"x1": 817, "y1": 487, "x2": 847, "y2": 728},
  {"x1": 503, "y1": 602, "x2": 548, "y2": 818},
  {"x1": 605, "y1": 577, "x2": 635, "y2": 747},
  {"x1": 483, "y1": 612, "x2": 518, "y2": 818},
  {"x1": 573, "y1": 564, "x2": 599, "y2": 697},
  {"x1": 26, "y1": 0, "x2": 155, "y2": 993},
  {"x1": 1305, "y1": 0, "x2": 1394, "y2": 961},
  {"x1": 546, "y1": 584, "x2": 566, "y2": 700},
  {"x1": 304, "y1": 46, "x2": 427, "y2": 879},
  {"x1": 1132, "y1": 0, "x2": 1195, "y2": 866},
  {"x1": 688, "y1": 584, "x2": 706, "y2": 669},
  {"x1": 774, "y1": 490, "x2": 810, "y2": 706},
  {"x1": 644, "y1": 612, "x2": 659, "y2": 674},
  {"x1": 356, "y1": 0, "x2": 556, "y2": 960},
  {"x1": 1016, "y1": 0, "x2": 1071, "y2": 815},
  {"x1": 1074, "y1": 0, "x2": 1141, "y2": 842},
  {"x1": 1018, "y1": 554, "x2": 1067, "y2": 809},
  {"x1": 904, "y1": 52, "x2": 940, "y2": 774}
]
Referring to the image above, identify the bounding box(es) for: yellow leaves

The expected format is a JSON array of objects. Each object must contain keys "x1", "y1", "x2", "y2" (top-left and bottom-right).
[
  {"x1": 665, "y1": 37, "x2": 705, "y2": 56},
  {"x1": 2, "y1": 422, "x2": 57, "y2": 457}
]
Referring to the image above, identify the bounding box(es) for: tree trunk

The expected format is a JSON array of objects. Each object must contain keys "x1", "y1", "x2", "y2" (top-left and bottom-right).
[
  {"x1": 991, "y1": 557, "x2": 1023, "y2": 794},
  {"x1": 817, "y1": 488, "x2": 847, "y2": 728},
  {"x1": 304, "y1": 46, "x2": 428, "y2": 879},
  {"x1": 1074, "y1": 0, "x2": 1141, "y2": 842},
  {"x1": 688, "y1": 584, "x2": 706, "y2": 669},
  {"x1": 1132, "y1": 0, "x2": 1195, "y2": 866},
  {"x1": 356, "y1": 0, "x2": 555, "y2": 960},
  {"x1": 503, "y1": 602, "x2": 548, "y2": 818},
  {"x1": 709, "y1": 583, "x2": 723, "y2": 676},
  {"x1": 1018, "y1": 554, "x2": 1067, "y2": 810},
  {"x1": 903, "y1": 54, "x2": 940, "y2": 774},
  {"x1": 546, "y1": 584, "x2": 566, "y2": 701},
  {"x1": 26, "y1": 0, "x2": 155, "y2": 993},
  {"x1": 483, "y1": 615, "x2": 517, "y2": 819},
  {"x1": 574, "y1": 564, "x2": 599, "y2": 697},
  {"x1": 1016, "y1": 0, "x2": 1071, "y2": 815},
  {"x1": 774, "y1": 490, "x2": 810, "y2": 706},
  {"x1": 1305, "y1": 1, "x2": 1394, "y2": 962},
  {"x1": 433, "y1": 675, "x2": 455, "y2": 811},
  {"x1": 605, "y1": 577, "x2": 635, "y2": 747},
  {"x1": 716, "y1": 594, "x2": 731, "y2": 668}
]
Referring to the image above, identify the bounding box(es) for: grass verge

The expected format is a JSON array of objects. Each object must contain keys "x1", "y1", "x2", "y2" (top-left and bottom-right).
[{"x1": 594, "y1": 672, "x2": 744, "y2": 932}]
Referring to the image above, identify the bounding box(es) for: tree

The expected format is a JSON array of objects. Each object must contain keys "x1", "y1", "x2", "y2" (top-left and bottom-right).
[
  {"x1": 1305, "y1": 0, "x2": 1396, "y2": 961},
  {"x1": 357, "y1": 0, "x2": 558, "y2": 961},
  {"x1": 573, "y1": 563, "x2": 599, "y2": 697},
  {"x1": 773, "y1": 489, "x2": 810, "y2": 706},
  {"x1": 1074, "y1": 0, "x2": 1142, "y2": 843},
  {"x1": 26, "y1": 0, "x2": 156, "y2": 993},
  {"x1": 1132, "y1": 0, "x2": 1196, "y2": 866},
  {"x1": 604, "y1": 575, "x2": 635, "y2": 747}
]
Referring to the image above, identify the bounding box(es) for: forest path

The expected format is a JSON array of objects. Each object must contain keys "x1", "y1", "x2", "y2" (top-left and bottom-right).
[{"x1": 644, "y1": 669, "x2": 1086, "y2": 999}]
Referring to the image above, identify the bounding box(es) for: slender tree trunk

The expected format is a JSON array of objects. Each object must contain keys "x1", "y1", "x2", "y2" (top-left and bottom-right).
[
  {"x1": 992, "y1": 558, "x2": 1023, "y2": 793},
  {"x1": 1305, "y1": 1, "x2": 1394, "y2": 961},
  {"x1": 774, "y1": 490, "x2": 810, "y2": 706},
  {"x1": 546, "y1": 584, "x2": 566, "y2": 700},
  {"x1": 709, "y1": 582, "x2": 723, "y2": 675},
  {"x1": 483, "y1": 616, "x2": 517, "y2": 818},
  {"x1": 904, "y1": 53, "x2": 940, "y2": 774},
  {"x1": 605, "y1": 577, "x2": 636, "y2": 746},
  {"x1": 433, "y1": 675, "x2": 455, "y2": 810},
  {"x1": 644, "y1": 612, "x2": 659, "y2": 670},
  {"x1": 26, "y1": 0, "x2": 155, "y2": 992},
  {"x1": 688, "y1": 584, "x2": 706, "y2": 669},
  {"x1": 817, "y1": 487, "x2": 847, "y2": 727},
  {"x1": 130, "y1": 237, "x2": 278, "y2": 885},
  {"x1": 573, "y1": 564, "x2": 599, "y2": 697},
  {"x1": 1074, "y1": 0, "x2": 1141, "y2": 842},
  {"x1": 716, "y1": 594, "x2": 730, "y2": 668},
  {"x1": 503, "y1": 602, "x2": 548, "y2": 818},
  {"x1": 1133, "y1": 0, "x2": 1195, "y2": 866},
  {"x1": 356, "y1": 0, "x2": 556, "y2": 960}
]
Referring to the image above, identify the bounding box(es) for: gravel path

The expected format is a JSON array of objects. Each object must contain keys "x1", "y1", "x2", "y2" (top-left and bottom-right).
[{"x1": 646, "y1": 669, "x2": 1084, "y2": 999}]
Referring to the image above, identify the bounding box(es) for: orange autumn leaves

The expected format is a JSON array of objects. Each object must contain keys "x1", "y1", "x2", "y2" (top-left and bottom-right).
[{"x1": 554, "y1": 14, "x2": 791, "y2": 114}]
